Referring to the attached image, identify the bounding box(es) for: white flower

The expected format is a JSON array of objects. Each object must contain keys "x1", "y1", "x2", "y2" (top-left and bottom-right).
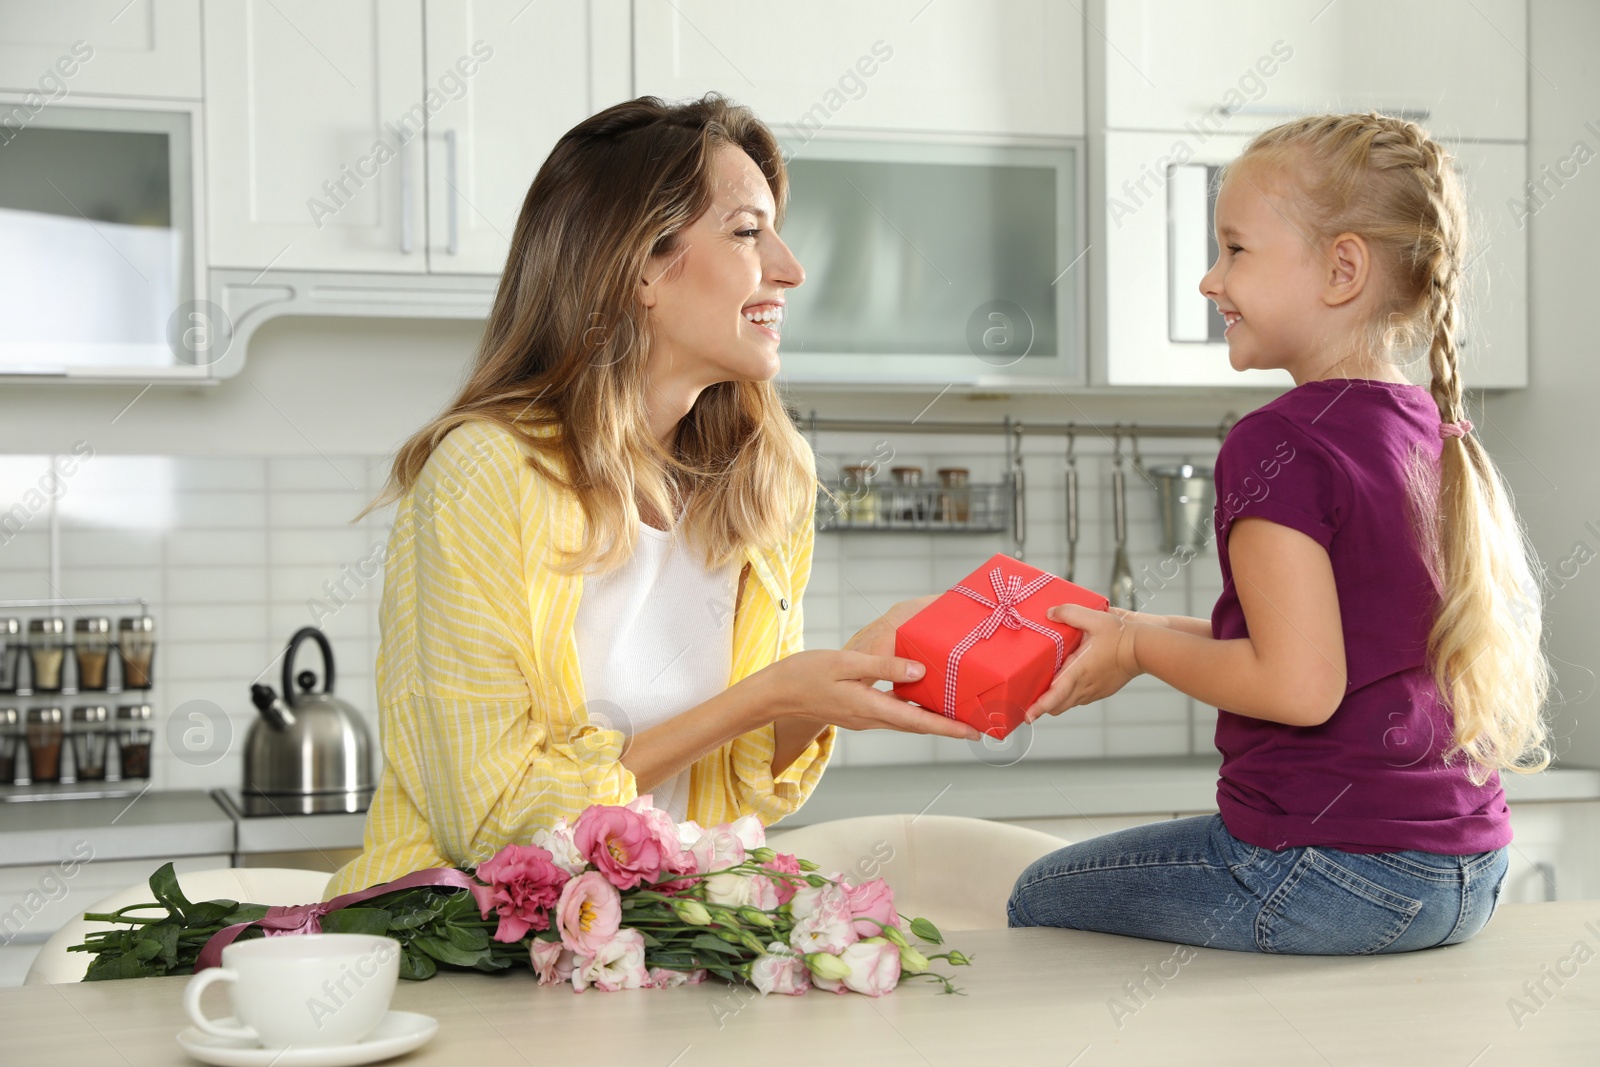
[
  {"x1": 729, "y1": 814, "x2": 766, "y2": 850},
  {"x1": 532, "y1": 819, "x2": 586, "y2": 876},
  {"x1": 691, "y1": 825, "x2": 746, "y2": 872},
  {"x1": 572, "y1": 928, "x2": 647, "y2": 992},
  {"x1": 751, "y1": 944, "x2": 811, "y2": 996},
  {"x1": 704, "y1": 871, "x2": 756, "y2": 907},
  {"x1": 676, "y1": 819, "x2": 705, "y2": 852},
  {"x1": 813, "y1": 939, "x2": 901, "y2": 997},
  {"x1": 788, "y1": 883, "x2": 856, "y2": 956}
]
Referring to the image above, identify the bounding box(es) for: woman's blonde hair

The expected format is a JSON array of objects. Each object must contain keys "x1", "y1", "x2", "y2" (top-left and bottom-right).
[
  {"x1": 1227, "y1": 112, "x2": 1551, "y2": 782},
  {"x1": 364, "y1": 94, "x2": 814, "y2": 573}
]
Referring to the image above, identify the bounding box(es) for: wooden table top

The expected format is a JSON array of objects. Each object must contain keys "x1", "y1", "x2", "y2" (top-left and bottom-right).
[{"x1": 5, "y1": 902, "x2": 1599, "y2": 1066}]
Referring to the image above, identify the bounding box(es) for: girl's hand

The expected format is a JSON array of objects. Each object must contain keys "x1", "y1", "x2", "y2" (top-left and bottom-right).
[
  {"x1": 760, "y1": 648, "x2": 981, "y2": 740},
  {"x1": 842, "y1": 595, "x2": 939, "y2": 658},
  {"x1": 1022, "y1": 603, "x2": 1143, "y2": 722}
]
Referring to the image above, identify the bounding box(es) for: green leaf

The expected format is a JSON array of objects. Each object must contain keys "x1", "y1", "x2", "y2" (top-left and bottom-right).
[
  {"x1": 414, "y1": 934, "x2": 488, "y2": 968},
  {"x1": 184, "y1": 900, "x2": 241, "y2": 926},
  {"x1": 148, "y1": 864, "x2": 193, "y2": 920},
  {"x1": 909, "y1": 917, "x2": 944, "y2": 945},
  {"x1": 320, "y1": 908, "x2": 391, "y2": 937},
  {"x1": 398, "y1": 946, "x2": 437, "y2": 981},
  {"x1": 689, "y1": 934, "x2": 743, "y2": 958},
  {"x1": 444, "y1": 923, "x2": 489, "y2": 952},
  {"x1": 153, "y1": 924, "x2": 180, "y2": 969},
  {"x1": 85, "y1": 951, "x2": 155, "y2": 981}
]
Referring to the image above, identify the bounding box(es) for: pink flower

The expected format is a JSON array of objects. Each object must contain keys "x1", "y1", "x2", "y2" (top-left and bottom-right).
[
  {"x1": 573, "y1": 928, "x2": 648, "y2": 992},
  {"x1": 750, "y1": 944, "x2": 811, "y2": 996},
  {"x1": 645, "y1": 967, "x2": 707, "y2": 988},
  {"x1": 471, "y1": 843, "x2": 571, "y2": 942},
  {"x1": 555, "y1": 871, "x2": 622, "y2": 957},
  {"x1": 814, "y1": 938, "x2": 902, "y2": 997},
  {"x1": 574, "y1": 804, "x2": 670, "y2": 889},
  {"x1": 788, "y1": 883, "x2": 857, "y2": 956},
  {"x1": 748, "y1": 874, "x2": 781, "y2": 911},
  {"x1": 528, "y1": 939, "x2": 576, "y2": 985},
  {"x1": 763, "y1": 853, "x2": 802, "y2": 905},
  {"x1": 843, "y1": 878, "x2": 900, "y2": 937}
]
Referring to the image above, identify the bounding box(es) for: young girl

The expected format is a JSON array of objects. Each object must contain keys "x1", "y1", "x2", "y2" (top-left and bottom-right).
[{"x1": 1007, "y1": 113, "x2": 1551, "y2": 954}]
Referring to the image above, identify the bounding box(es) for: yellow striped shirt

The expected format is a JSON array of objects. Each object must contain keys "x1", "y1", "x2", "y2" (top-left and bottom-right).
[{"x1": 324, "y1": 420, "x2": 832, "y2": 898}]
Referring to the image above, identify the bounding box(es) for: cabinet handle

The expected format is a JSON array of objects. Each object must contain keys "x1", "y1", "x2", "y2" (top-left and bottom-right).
[
  {"x1": 399, "y1": 136, "x2": 414, "y2": 254},
  {"x1": 445, "y1": 129, "x2": 459, "y2": 255}
]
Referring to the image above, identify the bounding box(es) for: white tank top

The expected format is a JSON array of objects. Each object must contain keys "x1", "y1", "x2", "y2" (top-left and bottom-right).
[{"x1": 573, "y1": 521, "x2": 740, "y2": 822}]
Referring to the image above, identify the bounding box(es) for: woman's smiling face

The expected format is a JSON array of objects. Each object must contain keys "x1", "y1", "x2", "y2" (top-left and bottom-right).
[{"x1": 640, "y1": 144, "x2": 805, "y2": 408}]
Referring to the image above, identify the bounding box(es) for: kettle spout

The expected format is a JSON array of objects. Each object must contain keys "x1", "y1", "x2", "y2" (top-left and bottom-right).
[{"x1": 250, "y1": 683, "x2": 297, "y2": 731}]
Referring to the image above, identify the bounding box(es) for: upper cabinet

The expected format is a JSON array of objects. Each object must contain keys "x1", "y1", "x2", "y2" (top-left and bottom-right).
[
  {"x1": 423, "y1": 0, "x2": 632, "y2": 275},
  {"x1": 0, "y1": 0, "x2": 202, "y2": 100},
  {"x1": 203, "y1": 0, "x2": 631, "y2": 275},
  {"x1": 1096, "y1": 0, "x2": 1527, "y2": 142},
  {"x1": 203, "y1": 0, "x2": 427, "y2": 273},
  {"x1": 633, "y1": 0, "x2": 1085, "y2": 139}
]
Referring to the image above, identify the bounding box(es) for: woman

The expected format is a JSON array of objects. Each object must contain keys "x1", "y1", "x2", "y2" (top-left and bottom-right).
[{"x1": 325, "y1": 95, "x2": 975, "y2": 898}]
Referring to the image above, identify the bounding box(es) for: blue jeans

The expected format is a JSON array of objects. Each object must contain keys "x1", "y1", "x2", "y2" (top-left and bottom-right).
[{"x1": 1007, "y1": 814, "x2": 1508, "y2": 955}]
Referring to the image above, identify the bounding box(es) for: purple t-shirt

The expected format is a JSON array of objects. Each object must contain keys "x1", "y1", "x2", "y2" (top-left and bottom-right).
[{"x1": 1209, "y1": 378, "x2": 1510, "y2": 855}]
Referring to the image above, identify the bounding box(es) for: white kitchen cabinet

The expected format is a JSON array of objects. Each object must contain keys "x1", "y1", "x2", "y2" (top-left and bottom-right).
[
  {"x1": 422, "y1": 0, "x2": 632, "y2": 274},
  {"x1": 1095, "y1": 131, "x2": 1527, "y2": 389},
  {"x1": 0, "y1": 0, "x2": 202, "y2": 100},
  {"x1": 1095, "y1": 0, "x2": 1527, "y2": 142},
  {"x1": 203, "y1": 0, "x2": 428, "y2": 272},
  {"x1": 633, "y1": 0, "x2": 1084, "y2": 140},
  {"x1": 1503, "y1": 801, "x2": 1600, "y2": 904}
]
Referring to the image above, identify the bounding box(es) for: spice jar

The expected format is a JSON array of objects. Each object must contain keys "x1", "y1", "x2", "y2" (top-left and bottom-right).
[
  {"x1": 117, "y1": 616, "x2": 156, "y2": 690},
  {"x1": 114, "y1": 703, "x2": 153, "y2": 780},
  {"x1": 840, "y1": 464, "x2": 877, "y2": 525},
  {"x1": 890, "y1": 466, "x2": 925, "y2": 523},
  {"x1": 74, "y1": 617, "x2": 112, "y2": 691},
  {"x1": 0, "y1": 618, "x2": 20, "y2": 693},
  {"x1": 27, "y1": 618, "x2": 66, "y2": 693},
  {"x1": 70, "y1": 705, "x2": 111, "y2": 782},
  {"x1": 937, "y1": 467, "x2": 971, "y2": 524},
  {"x1": 25, "y1": 706, "x2": 64, "y2": 783},
  {"x1": 0, "y1": 707, "x2": 19, "y2": 784}
]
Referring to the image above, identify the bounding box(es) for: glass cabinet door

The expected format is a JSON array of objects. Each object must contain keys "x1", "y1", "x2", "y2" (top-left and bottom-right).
[{"x1": 774, "y1": 138, "x2": 1082, "y2": 387}]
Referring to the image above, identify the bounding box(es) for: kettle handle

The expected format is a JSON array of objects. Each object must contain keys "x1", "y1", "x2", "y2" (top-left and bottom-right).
[{"x1": 282, "y1": 626, "x2": 336, "y2": 700}]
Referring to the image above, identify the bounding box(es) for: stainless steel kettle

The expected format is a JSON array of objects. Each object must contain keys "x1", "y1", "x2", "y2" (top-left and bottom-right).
[{"x1": 244, "y1": 626, "x2": 373, "y2": 797}]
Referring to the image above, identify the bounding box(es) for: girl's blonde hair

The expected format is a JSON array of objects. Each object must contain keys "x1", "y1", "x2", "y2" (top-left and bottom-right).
[
  {"x1": 1229, "y1": 112, "x2": 1551, "y2": 783},
  {"x1": 363, "y1": 94, "x2": 814, "y2": 574}
]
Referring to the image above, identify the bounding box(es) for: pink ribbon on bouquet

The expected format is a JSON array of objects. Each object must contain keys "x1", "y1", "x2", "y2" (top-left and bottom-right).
[
  {"x1": 195, "y1": 867, "x2": 482, "y2": 971},
  {"x1": 941, "y1": 566, "x2": 1067, "y2": 718}
]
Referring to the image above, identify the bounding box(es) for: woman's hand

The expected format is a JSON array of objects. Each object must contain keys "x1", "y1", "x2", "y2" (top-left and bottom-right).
[
  {"x1": 758, "y1": 647, "x2": 980, "y2": 740},
  {"x1": 1021, "y1": 603, "x2": 1144, "y2": 723}
]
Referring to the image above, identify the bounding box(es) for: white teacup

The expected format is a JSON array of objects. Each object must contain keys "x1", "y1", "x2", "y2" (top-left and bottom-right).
[{"x1": 183, "y1": 933, "x2": 400, "y2": 1049}]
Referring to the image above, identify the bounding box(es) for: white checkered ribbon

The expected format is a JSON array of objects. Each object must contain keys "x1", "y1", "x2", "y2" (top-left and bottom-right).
[{"x1": 940, "y1": 567, "x2": 1067, "y2": 718}]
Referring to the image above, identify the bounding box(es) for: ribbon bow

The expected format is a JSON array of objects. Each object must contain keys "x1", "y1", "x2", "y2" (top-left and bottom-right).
[
  {"x1": 942, "y1": 567, "x2": 1067, "y2": 718},
  {"x1": 195, "y1": 866, "x2": 483, "y2": 971}
]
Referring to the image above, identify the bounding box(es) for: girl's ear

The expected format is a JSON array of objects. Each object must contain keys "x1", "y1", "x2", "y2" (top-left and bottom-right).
[{"x1": 1322, "y1": 231, "x2": 1371, "y2": 308}]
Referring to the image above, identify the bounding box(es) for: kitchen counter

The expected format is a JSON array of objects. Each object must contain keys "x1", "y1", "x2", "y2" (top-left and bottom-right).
[
  {"x1": 3, "y1": 902, "x2": 1596, "y2": 1065},
  {"x1": 786, "y1": 755, "x2": 1600, "y2": 826},
  {"x1": 0, "y1": 789, "x2": 232, "y2": 868}
]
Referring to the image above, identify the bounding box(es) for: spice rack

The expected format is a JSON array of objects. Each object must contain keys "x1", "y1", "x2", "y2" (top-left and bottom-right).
[{"x1": 0, "y1": 596, "x2": 157, "y2": 796}]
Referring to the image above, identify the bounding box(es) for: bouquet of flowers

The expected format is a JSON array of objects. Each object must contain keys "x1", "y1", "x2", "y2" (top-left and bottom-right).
[{"x1": 70, "y1": 796, "x2": 969, "y2": 998}]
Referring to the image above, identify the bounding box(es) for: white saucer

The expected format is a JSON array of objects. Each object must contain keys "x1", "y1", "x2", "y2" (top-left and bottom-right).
[{"x1": 176, "y1": 1010, "x2": 438, "y2": 1067}]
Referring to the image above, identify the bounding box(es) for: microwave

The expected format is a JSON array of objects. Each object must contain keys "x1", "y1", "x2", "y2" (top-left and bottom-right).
[
  {"x1": 773, "y1": 135, "x2": 1084, "y2": 388},
  {"x1": 0, "y1": 97, "x2": 208, "y2": 380}
]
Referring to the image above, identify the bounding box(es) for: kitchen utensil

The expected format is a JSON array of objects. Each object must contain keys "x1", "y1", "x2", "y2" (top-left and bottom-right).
[
  {"x1": 1150, "y1": 462, "x2": 1215, "y2": 553},
  {"x1": 0, "y1": 618, "x2": 20, "y2": 692},
  {"x1": 27, "y1": 617, "x2": 66, "y2": 692},
  {"x1": 1010, "y1": 421, "x2": 1026, "y2": 561},
  {"x1": 1063, "y1": 428, "x2": 1079, "y2": 581},
  {"x1": 24, "y1": 706, "x2": 63, "y2": 782},
  {"x1": 69, "y1": 705, "x2": 110, "y2": 781},
  {"x1": 1109, "y1": 432, "x2": 1137, "y2": 610},
  {"x1": 73, "y1": 617, "x2": 112, "y2": 690},
  {"x1": 182, "y1": 934, "x2": 400, "y2": 1049},
  {"x1": 114, "y1": 702, "x2": 153, "y2": 779},
  {"x1": 0, "y1": 707, "x2": 19, "y2": 783},
  {"x1": 936, "y1": 467, "x2": 970, "y2": 524},
  {"x1": 244, "y1": 627, "x2": 373, "y2": 798}
]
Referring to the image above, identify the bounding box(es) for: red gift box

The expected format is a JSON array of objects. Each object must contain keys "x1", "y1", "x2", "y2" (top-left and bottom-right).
[{"x1": 892, "y1": 554, "x2": 1110, "y2": 740}]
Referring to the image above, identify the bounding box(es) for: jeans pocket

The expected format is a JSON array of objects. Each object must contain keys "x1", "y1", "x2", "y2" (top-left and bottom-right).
[{"x1": 1256, "y1": 849, "x2": 1424, "y2": 955}]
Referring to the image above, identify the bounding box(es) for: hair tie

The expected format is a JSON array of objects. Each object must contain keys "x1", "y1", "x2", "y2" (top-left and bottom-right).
[{"x1": 1439, "y1": 419, "x2": 1473, "y2": 439}]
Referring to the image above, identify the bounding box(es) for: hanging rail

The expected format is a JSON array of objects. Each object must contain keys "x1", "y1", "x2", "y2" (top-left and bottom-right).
[{"x1": 799, "y1": 413, "x2": 1239, "y2": 440}]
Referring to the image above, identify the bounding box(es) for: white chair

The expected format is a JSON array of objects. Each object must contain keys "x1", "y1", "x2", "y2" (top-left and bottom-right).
[
  {"x1": 766, "y1": 814, "x2": 1064, "y2": 932},
  {"x1": 24, "y1": 867, "x2": 332, "y2": 985}
]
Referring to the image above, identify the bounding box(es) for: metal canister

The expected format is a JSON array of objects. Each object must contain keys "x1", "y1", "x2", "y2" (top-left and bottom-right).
[{"x1": 1149, "y1": 462, "x2": 1215, "y2": 553}]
